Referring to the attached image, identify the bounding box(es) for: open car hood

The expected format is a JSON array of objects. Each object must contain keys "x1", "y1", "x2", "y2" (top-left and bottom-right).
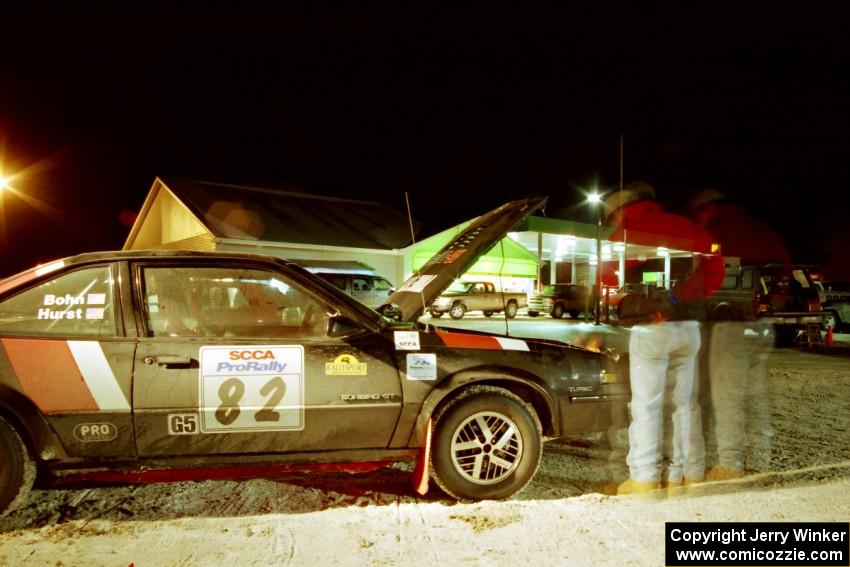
[{"x1": 383, "y1": 195, "x2": 547, "y2": 322}]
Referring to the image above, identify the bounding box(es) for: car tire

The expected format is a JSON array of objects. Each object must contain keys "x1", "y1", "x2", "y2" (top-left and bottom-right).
[
  {"x1": 505, "y1": 301, "x2": 518, "y2": 319},
  {"x1": 569, "y1": 310, "x2": 580, "y2": 319},
  {"x1": 483, "y1": 310, "x2": 494, "y2": 317},
  {"x1": 429, "y1": 307, "x2": 444, "y2": 318},
  {"x1": 528, "y1": 311, "x2": 539, "y2": 318},
  {"x1": 430, "y1": 386, "x2": 542, "y2": 500},
  {"x1": 0, "y1": 414, "x2": 36, "y2": 517},
  {"x1": 449, "y1": 303, "x2": 466, "y2": 320},
  {"x1": 714, "y1": 304, "x2": 739, "y2": 321},
  {"x1": 551, "y1": 302, "x2": 564, "y2": 319}
]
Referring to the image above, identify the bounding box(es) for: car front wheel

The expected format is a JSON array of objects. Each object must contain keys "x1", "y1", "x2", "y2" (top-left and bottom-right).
[
  {"x1": 0, "y1": 415, "x2": 36, "y2": 517},
  {"x1": 551, "y1": 302, "x2": 564, "y2": 319},
  {"x1": 429, "y1": 307, "x2": 444, "y2": 318},
  {"x1": 430, "y1": 386, "x2": 542, "y2": 500},
  {"x1": 449, "y1": 303, "x2": 466, "y2": 320}
]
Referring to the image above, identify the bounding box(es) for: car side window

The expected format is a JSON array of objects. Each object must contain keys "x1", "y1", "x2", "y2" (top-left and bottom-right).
[
  {"x1": 0, "y1": 266, "x2": 117, "y2": 337},
  {"x1": 352, "y1": 277, "x2": 371, "y2": 292},
  {"x1": 741, "y1": 269, "x2": 753, "y2": 289},
  {"x1": 721, "y1": 274, "x2": 739, "y2": 289},
  {"x1": 141, "y1": 266, "x2": 331, "y2": 339}
]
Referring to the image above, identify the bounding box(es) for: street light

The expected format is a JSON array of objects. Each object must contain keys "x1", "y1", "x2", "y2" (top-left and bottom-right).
[{"x1": 587, "y1": 191, "x2": 603, "y2": 325}]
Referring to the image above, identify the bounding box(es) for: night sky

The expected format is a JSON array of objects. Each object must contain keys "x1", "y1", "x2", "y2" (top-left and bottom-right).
[{"x1": 1, "y1": 9, "x2": 849, "y2": 277}]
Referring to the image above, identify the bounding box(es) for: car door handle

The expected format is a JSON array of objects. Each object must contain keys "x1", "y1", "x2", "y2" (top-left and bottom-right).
[{"x1": 146, "y1": 355, "x2": 194, "y2": 368}]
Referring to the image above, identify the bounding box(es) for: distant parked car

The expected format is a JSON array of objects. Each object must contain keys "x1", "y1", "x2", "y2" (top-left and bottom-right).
[
  {"x1": 601, "y1": 263, "x2": 825, "y2": 346},
  {"x1": 313, "y1": 272, "x2": 395, "y2": 309},
  {"x1": 706, "y1": 264, "x2": 825, "y2": 346},
  {"x1": 815, "y1": 280, "x2": 850, "y2": 331},
  {"x1": 527, "y1": 284, "x2": 588, "y2": 319},
  {"x1": 429, "y1": 281, "x2": 527, "y2": 320},
  {"x1": 297, "y1": 261, "x2": 396, "y2": 309}
]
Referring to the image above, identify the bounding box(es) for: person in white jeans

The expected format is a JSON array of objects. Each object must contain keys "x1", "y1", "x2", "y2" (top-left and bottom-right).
[
  {"x1": 626, "y1": 320, "x2": 704, "y2": 486},
  {"x1": 603, "y1": 182, "x2": 724, "y2": 495}
]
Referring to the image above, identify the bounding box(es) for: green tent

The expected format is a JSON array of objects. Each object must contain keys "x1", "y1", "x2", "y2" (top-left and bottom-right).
[{"x1": 411, "y1": 220, "x2": 539, "y2": 278}]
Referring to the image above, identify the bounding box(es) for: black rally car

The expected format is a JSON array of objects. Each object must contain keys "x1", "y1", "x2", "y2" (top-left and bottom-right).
[{"x1": 0, "y1": 196, "x2": 627, "y2": 515}]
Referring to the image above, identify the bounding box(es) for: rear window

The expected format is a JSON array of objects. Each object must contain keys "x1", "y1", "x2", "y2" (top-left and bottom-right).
[
  {"x1": 761, "y1": 268, "x2": 816, "y2": 296},
  {"x1": 0, "y1": 266, "x2": 117, "y2": 337}
]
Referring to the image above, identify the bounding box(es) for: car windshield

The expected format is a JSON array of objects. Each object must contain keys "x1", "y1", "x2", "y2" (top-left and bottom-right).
[{"x1": 285, "y1": 263, "x2": 387, "y2": 328}]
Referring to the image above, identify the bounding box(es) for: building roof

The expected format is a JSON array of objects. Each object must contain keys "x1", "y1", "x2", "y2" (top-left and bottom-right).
[{"x1": 161, "y1": 178, "x2": 418, "y2": 250}]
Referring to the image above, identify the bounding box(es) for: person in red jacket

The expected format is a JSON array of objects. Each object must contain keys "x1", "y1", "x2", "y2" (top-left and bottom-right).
[{"x1": 606, "y1": 182, "x2": 723, "y2": 495}]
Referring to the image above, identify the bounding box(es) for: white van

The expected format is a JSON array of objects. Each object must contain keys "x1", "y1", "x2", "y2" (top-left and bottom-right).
[{"x1": 296, "y1": 260, "x2": 395, "y2": 309}]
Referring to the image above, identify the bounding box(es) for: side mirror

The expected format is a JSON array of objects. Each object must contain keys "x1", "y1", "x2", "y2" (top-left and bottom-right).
[{"x1": 329, "y1": 315, "x2": 363, "y2": 338}]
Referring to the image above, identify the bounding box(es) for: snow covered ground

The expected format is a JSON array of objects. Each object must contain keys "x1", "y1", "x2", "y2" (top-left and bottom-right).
[{"x1": 1, "y1": 338, "x2": 848, "y2": 566}]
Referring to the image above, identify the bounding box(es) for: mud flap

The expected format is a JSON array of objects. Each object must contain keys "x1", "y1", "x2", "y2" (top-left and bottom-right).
[{"x1": 411, "y1": 418, "x2": 432, "y2": 496}]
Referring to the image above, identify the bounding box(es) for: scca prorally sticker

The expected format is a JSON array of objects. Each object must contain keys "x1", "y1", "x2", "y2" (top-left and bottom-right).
[
  {"x1": 199, "y1": 345, "x2": 304, "y2": 433},
  {"x1": 325, "y1": 354, "x2": 368, "y2": 376},
  {"x1": 406, "y1": 353, "x2": 437, "y2": 381},
  {"x1": 394, "y1": 331, "x2": 421, "y2": 351}
]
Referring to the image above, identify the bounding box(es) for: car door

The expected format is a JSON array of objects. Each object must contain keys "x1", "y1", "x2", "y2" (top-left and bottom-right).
[{"x1": 130, "y1": 260, "x2": 403, "y2": 457}]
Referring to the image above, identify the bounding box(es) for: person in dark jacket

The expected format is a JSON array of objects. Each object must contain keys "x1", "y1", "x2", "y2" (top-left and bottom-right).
[
  {"x1": 688, "y1": 189, "x2": 791, "y2": 265},
  {"x1": 688, "y1": 189, "x2": 790, "y2": 480},
  {"x1": 606, "y1": 182, "x2": 724, "y2": 495}
]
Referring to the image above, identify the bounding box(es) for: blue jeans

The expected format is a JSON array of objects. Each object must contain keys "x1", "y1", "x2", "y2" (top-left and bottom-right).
[{"x1": 627, "y1": 321, "x2": 703, "y2": 484}]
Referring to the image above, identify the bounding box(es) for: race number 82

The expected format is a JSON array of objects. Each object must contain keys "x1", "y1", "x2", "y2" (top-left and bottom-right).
[
  {"x1": 199, "y1": 345, "x2": 305, "y2": 433},
  {"x1": 201, "y1": 374, "x2": 303, "y2": 432}
]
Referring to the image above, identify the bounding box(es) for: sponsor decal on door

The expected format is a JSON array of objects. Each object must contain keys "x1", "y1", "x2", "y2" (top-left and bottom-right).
[{"x1": 199, "y1": 345, "x2": 304, "y2": 433}]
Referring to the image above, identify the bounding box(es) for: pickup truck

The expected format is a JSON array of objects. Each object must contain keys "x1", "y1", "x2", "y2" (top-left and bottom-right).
[
  {"x1": 706, "y1": 263, "x2": 825, "y2": 346},
  {"x1": 429, "y1": 281, "x2": 527, "y2": 319},
  {"x1": 816, "y1": 281, "x2": 850, "y2": 331},
  {"x1": 527, "y1": 284, "x2": 589, "y2": 319}
]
